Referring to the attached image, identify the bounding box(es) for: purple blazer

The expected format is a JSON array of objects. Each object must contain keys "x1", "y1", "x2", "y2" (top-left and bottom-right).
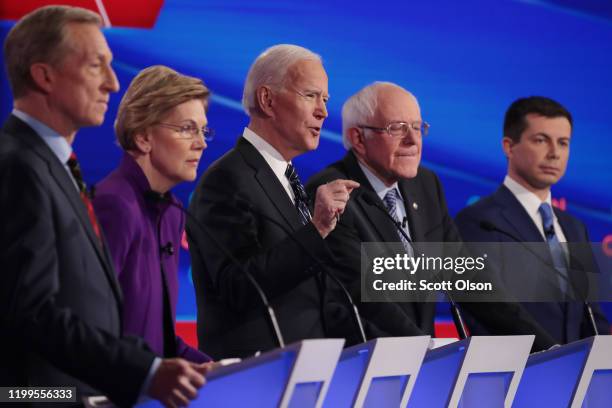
[{"x1": 93, "y1": 154, "x2": 210, "y2": 363}]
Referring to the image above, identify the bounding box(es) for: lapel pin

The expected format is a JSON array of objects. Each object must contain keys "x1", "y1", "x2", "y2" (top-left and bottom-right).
[{"x1": 412, "y1": 202, "x2": 418, "y2": 210}]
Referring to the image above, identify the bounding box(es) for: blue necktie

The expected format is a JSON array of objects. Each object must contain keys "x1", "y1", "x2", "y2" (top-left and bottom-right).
[
  {"x1": 538, "y1": 203, "x2": 570, "y2": 296},
  {"x1": 382, "y1": 188, "x2": 413, "y2": 256},
  {"x1": 285, "y1": 163, "x2": 312, "y2": 225}
]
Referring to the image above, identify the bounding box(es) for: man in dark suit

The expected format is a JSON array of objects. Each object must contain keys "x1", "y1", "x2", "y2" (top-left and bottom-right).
[
  {"x1": 455, "y1": 96, "x2": 609, "y2": 343},
  {"x1": 307, "y1": 82, "x2": 557, "y2": 350},
  {"x1": 188, "y1": 44, "x2": 359, "y2": 359},
  {"x1": 0, "y1": 6, "x2": 208, "y2": 407}
]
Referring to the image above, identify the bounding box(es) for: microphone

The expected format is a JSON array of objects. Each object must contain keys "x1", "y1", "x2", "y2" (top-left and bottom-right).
[
  {"x1": 160, "y1": 242, "x2": 174, "y2": 256},
  {"x1": 479, "y1": 220, "x2": 600, "y2": 336},
  {"x1": 144, "y1": 190, "x2": 286, "y2": 348},
  {"x1": 232, "y1": 198, "x2": 368, "y2": 344},
  {"x1": 361, "y1": 191, "x2": 469, "y2": 340}
]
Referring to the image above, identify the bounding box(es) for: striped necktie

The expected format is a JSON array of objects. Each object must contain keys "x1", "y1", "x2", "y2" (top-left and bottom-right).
[
  {"x1": 285, "y1": 163, "x2": 312, "y2": 225},
  {"x1": 382, "y1": 188, "x2": 413, "y2": 256},
  {"x1": 538, "y1": 203, "x2": 570, "y2": 296}
]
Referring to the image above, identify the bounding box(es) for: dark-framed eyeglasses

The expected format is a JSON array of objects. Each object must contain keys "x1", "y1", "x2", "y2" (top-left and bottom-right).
[
  {"x1": 156, "y1": 122, "x2": 215, "y2": 142},
  {"x1": 358, "y1": 121, "x2": 430, "y2": 137}
]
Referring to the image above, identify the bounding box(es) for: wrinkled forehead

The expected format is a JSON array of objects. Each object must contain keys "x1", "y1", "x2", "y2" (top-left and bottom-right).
[
  {"x1": 374, "y1": 87, "x2": 421, "y2": 123},
  {"x1": 284, "y1": 59, "x2": 328, "y2": 89},
  {"x1": 61, "y1": 22, "x2": 111, "y2": 60}
]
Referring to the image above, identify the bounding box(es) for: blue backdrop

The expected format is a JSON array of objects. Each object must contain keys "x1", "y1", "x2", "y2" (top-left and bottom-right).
[{"x1": 2, "y1": 0, "x2": 611, "y2": 322}]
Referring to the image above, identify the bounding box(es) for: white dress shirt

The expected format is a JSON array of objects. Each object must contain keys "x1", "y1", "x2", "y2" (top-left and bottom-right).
[
  {"x1": 503, "y1": 175, "x2": 568, "y2": 244},
  {"x1": 358, "y1": 160, "x2": 412, "y2": 240},
  {"x1": 243, "y1": 127, "x2": 296, "y2": 203}
]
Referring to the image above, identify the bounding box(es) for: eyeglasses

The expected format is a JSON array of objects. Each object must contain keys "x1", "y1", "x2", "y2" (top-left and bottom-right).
[
  {"x1": 156, "y1": 122, "x2": 215, "y2": 142},
  {"x1": 359, "y1": 121, "x2": 430, "y2": 137}
]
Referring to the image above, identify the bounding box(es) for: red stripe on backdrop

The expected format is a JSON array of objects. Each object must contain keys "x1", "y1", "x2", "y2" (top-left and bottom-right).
[
  {"x1": 0, "y1": 0, "x2": 163, "y2": 28},
  {"x1": 176, "y1": 321, "x2": 462, "y2": 350},
  {"x1": 434, "y1": 321, "x2": 460, "y2": 339},
  {"x1": 101, "y1": 0, "x2": 164, "y2": 28},
  {"x1": 0, "y1": 0, "x2": 97, "y2": 20},
  {"x1": 176, "y1": 321, "x2": 199, "y2": 348}
]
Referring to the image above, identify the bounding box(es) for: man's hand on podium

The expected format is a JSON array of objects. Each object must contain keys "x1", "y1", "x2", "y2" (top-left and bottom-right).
[{"x1": 148, "y1": 358, "x2": 207, "y2": 407}]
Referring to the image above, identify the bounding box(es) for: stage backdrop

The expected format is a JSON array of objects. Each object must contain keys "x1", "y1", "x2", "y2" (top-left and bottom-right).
[{"x1": 2, "y1": 0, "x2": 611, "y2": 328}]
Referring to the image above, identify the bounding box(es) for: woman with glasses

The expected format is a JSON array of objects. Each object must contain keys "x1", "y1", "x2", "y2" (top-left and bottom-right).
[{"x1": 93, "y1": 65, "x2": 213, "y2": 363}]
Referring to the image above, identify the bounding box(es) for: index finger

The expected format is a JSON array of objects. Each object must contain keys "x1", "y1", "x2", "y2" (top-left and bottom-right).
[
  {"x1": 197, "y1": 361, "x2": 223, "y2": 375},
  {"x1": 335, "y1": 179, "x2": 360, "y2": 192}
]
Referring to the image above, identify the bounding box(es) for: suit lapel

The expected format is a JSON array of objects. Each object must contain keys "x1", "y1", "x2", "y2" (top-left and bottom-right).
[
  {"x1": 342, "y1": 152, "x2": 402, "y2": 243},
  {"x1": 398, "y1": 178, "x2": 427, "y2": 242},
  {"x1": 493, "y1": 184, "x2": 569, "y2": 318},
  {"x1": 555, "y1": 209, "x2": 582, "y2": 242},
  {"x1": 342, "y1": 153, "x2": 435, "y2": 334},
  {"x1": 7, "y1": 116, "x2": 123, "y2": 304},
  {"x1": 236, "y1": 137, "x2": 303, "y2": 231},
  {"x1": 397, "y1": 174, "x2": 438, "y2": 332},
  {"x1": 494, "y1": 185, "x2": 544, "y2": 242},
  {"x1": 555, "y1": 208, "x2": 588, "y2": 338}
]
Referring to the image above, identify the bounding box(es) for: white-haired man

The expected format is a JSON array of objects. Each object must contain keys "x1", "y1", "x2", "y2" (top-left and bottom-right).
[
  {"x1": 188, "y1": 44, "x2": 359, "y2": 359},
  {"x1": 307, "y1": 82, "x2": 557, "y2": 350}
]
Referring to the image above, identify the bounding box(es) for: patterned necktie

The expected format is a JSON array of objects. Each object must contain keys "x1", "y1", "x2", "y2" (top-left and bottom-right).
[
  {"x1": 67, "y1": 152, "x2": 103, "y2": 246},
  {"x1": 382, "y1": 188, "x2": 413, "y2": 256},
  {"x1": 285, "y1": 163, "x2": 312, "y2": 225},
  {"x1": 538, "y1": 203, "x2": 569, "y2": 296}
]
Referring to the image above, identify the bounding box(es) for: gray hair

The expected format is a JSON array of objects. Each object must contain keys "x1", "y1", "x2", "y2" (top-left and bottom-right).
[
  {"x1": 115, "y1": 65, "x2": 210, "y2": 151},
  {"x1": 4, "y1": 5, "x2": 102, "y2": 99},
  {"x1": 341, "y1": 81, "x2": 418, "y2": 149},
  {"x1": 242, "y1": 44, "x2": 321, "y2": 115}
]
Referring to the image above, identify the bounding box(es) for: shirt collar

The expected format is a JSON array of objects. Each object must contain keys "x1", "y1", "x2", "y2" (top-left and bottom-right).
[
  {"x1": 13, "y1": 109, "x2": 72, "y2": 165},
  {"x1": 357, "y1": 159, "x2": 400, "y2": 200},
  {"x1": 504, "y1": 175, "x2": 552, "y2": 218},
  {"x1": 243, "y1": 127, "x2": 291, "y2": 182}
]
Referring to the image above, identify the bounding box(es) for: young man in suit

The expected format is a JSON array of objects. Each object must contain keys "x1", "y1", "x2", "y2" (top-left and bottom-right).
[
  {"x1": 0, "y1": 6, "x2": 209, "y2": 407},
  {"x1": 307, "y1": 82, "x2": 557, "y2": 350},
  {"x1": 455, "y1": 96, "x2": 609, "y2": 343},
  {"x1": 188, "y1": 44, "x2": 359, "y2": 359}
]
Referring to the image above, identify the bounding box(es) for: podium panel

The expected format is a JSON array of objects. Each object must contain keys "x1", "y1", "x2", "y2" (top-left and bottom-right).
[
  {"x1": 459, "y1": 371, "x2": 513, "y2": 407},
  {"x1": 514, "y1": 335, "x2": 612, "y2": 408},
  {"x1": 408, "y1": 335, "x2": 534, "y2": 407},
  {"x1": 137, "y1": 338, "x2": 344, "y2": 408},
  {"x1": 323, "y1": 336, "x2": 430, "y2": 408}
]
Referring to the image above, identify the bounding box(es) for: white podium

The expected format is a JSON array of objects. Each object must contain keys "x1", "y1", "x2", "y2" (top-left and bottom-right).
[
  {"x1": 323, "y1": 336, "x2": 430, "y2": 407},
  {"x1": 137, "y1": 338, "x2": 345, "y2": 408},
  {"x1": 408, "y1": 335, "x2": 534, "y2": 407},
  {"x1": 514, "y1": 335, "x2": 612, "y2": 408}
]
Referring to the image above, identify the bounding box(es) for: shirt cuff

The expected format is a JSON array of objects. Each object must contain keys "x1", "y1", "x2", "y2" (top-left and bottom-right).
[{"x1": 140, "y1": 357, "x2": 162, "y2": 400}]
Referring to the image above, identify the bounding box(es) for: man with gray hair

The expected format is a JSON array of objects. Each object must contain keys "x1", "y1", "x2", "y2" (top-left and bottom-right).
[
  {"x1": 0, "y1": 6, "x2": 209, "y2": 407},
  {"x1": 307, "y1": 82, "x2": 557, "y2": 350},
  {"x1": 188, "y1": 44, "x2": 359, "y2": 359}
]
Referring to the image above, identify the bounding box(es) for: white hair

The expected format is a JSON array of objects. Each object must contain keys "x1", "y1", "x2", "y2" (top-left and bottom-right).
[
  {"x1": 341, "y1": 81, "x2": 419, "y2": 149},
  {"x1": 242, "y1": 44, "x2": 322, "y2": 115}
]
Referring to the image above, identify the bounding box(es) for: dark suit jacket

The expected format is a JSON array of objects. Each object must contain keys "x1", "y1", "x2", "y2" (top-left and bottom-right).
[
  {"x1": 0, "y1": 115, "x2": 154, "y2": 407},
  {"x1": 306, "y1": 151, "x2": 557, "y2": 350},
  {"x1": 187, "y1": 137, "x2": 333, "y2": 359},
  {"x1": 455, "y1": 184, "x2": 609, "y2": 343}
]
